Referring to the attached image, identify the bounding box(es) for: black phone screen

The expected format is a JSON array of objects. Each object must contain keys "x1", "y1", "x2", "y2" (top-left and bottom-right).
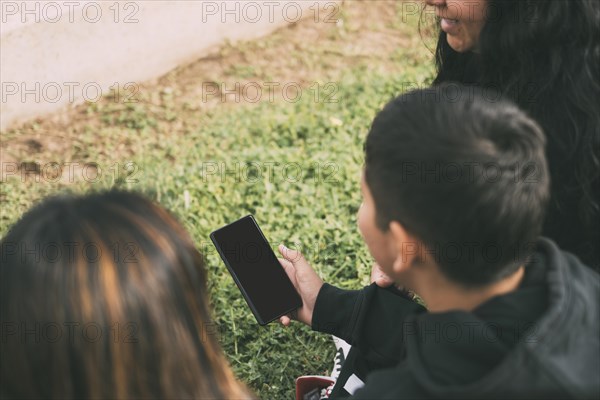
[{"x1": 210, "y1": 215, "x2": 302, "y2": 325}]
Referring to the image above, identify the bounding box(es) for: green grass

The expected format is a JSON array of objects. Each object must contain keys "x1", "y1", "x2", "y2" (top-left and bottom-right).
[{"x1": 0, "y1": 9, "x2": 434, "y2": 399}]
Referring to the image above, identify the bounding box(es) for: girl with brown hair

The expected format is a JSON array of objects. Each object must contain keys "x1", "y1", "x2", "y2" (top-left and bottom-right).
[{"x1": 0, "y1": 190, "x2": 253, "y2": 399}]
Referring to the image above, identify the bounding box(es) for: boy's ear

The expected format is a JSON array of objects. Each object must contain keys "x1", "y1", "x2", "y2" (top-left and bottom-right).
[{"x1": 389, "y1": 221, "x2": 421, "y2": 275}]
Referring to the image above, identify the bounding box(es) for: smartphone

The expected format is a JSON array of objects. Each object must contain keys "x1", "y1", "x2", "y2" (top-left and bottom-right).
[{"x1": 210, "y1": 215, "x2": 302, "y2": 325}]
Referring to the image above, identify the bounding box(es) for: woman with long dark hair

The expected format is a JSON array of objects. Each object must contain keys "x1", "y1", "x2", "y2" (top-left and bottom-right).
[
  {"x1": 426, "y1": 0, "x2": 600, "y2": 270},
  {"x1": 0, "y1": 191, "x2": 253, "y2": 399}
]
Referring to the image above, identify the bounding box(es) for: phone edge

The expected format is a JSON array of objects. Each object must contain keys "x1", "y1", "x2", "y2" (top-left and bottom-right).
[{"x1": 209, "y1": 215, "x2": 302, "y2": 326}]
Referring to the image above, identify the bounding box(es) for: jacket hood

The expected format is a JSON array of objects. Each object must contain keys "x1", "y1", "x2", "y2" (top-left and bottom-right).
[{"x1": 406, "y1": 238, "x2": 600, "y2": 399}]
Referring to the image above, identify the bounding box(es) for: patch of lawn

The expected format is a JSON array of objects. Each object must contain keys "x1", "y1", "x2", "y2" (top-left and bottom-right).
[
  {"x1": 0, "y1": 2, "x2": 435, "y2": 398},
  {"x1": 0, "y1": 67, "x2": 433, "y2": 398}
]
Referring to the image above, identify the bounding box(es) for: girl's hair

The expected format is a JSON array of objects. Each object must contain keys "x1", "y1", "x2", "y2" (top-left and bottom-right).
[
  {"x1": 429, "y1": 0, "x2": 600, "y2": 267},
  {"x1": 0, "y1": 190, "x2": 251, "y2": 399}
]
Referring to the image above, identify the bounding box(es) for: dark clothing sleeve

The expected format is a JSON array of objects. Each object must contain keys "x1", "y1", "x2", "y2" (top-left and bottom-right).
[
  {"x1": 311, "y1": 282, "x2": 426, "y2": 362},
  {"x1": 310, "y1": 283, "x2": 366, "y2": 344},
  {"x1": 311, "y1": 283, "x2": 426, "y2": 398}
]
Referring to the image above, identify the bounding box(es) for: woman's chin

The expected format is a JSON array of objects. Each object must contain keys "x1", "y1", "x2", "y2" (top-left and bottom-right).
[{"x1": 447, "y1": 36, "x2": 473, "y2": 53}]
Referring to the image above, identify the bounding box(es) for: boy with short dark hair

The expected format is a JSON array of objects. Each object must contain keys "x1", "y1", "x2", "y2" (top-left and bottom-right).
[{"x1": 278, "y1": 85, "x2": 599, "y2": 399}]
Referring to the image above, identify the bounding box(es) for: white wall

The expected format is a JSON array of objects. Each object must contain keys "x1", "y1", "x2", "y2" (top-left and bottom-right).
[{"x1": 0, "y1": 0, "x2": 338, "y2": 130}]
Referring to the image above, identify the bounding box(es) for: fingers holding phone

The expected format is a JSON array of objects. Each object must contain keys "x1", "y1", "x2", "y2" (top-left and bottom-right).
[{"x1": 278, "y1": 245, "x2": 324, "y2": 327}]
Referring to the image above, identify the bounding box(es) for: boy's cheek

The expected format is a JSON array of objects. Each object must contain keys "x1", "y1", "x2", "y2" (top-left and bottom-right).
[
  {"x1": 357, "y1": 200, "x2": 396, "y2": 273},
  {"x1": 362, "y1": 229, "x2": 395, "y2": 274}
]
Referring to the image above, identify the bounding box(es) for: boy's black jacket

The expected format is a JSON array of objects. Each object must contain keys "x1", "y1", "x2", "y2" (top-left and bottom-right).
[{"x1": 312, "y1": 238, "x2": 600, "y2": 399}]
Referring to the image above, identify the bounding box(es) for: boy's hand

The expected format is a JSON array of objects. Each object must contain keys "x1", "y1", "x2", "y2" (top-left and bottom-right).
[
  {"x1": 277, "y1": 244, "x2": 324, "y2": 327},
  {"x1": 370, "y1": 262, "x2": 417, "y2": 301},
  {"x1": 370, "y1": 262, "x2": 394, "y2": 287}
]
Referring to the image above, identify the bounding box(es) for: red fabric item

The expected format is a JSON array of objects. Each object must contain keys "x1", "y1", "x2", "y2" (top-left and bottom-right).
[{"x1": 295, "y1": 375, "x2": 336, "y2": 400}]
